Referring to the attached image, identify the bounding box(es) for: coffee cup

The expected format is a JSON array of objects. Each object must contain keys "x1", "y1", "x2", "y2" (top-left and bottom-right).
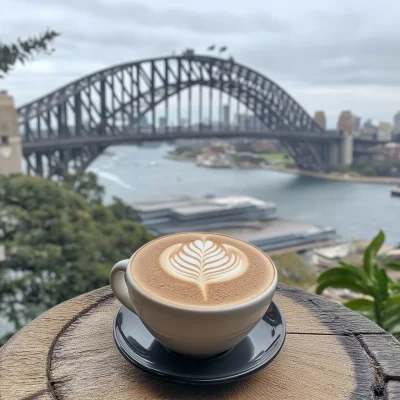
[{"x1": 110, "y1": 232, "x2": 277, "y2": 357}]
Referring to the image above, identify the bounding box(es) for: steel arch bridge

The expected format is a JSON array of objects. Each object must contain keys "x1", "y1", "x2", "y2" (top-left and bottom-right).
[{"x1": 18, "y1": 54, "x2": 329, "y2": 177}]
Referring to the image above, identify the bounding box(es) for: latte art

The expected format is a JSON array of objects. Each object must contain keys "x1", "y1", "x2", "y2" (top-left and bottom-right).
[
  {"x1": 160, "y1": 239, "x2": 248, "y2": 300},
  {"x1": 130, "y1": 232, "x2": 275, "y2": 308}
]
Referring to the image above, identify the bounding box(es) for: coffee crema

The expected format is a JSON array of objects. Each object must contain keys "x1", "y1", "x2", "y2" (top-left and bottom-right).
[{"x1": 130, "y1": 232, "x2": 275, "y2": 308}]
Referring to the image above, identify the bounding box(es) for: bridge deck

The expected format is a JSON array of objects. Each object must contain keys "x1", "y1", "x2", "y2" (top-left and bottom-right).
[{"x1": 22, "y1": 130, "x2": 342, "y2": 154}]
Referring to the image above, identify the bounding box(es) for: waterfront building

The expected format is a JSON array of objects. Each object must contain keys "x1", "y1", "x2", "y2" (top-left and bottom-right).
[
  {"x1": 0, "y1": 91, "x2": 21, "y2": 175},
  {"x1": 384, "y1": 143, "x2": 400, "y2": 160},
  {"x1": 314, "y1": 111, "x2": 326, "y2": 129},
  {"x1": 133, "y1": 195, "x2": 338, "y2": 252},
  {"x1": 209, "y1": 139, "x2": 235, "y2": 152},
  {"x1": 377, "y1": 121, "x2": 392, "y2": 141},
  {"x1": 361, "y1": 119, "x2": 378, "y2": 140}
]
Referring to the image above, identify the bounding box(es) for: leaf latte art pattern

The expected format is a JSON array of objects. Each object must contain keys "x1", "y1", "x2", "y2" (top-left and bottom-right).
[{"x1": 160, "y1": 239, "x2": 248, "y2": 300}]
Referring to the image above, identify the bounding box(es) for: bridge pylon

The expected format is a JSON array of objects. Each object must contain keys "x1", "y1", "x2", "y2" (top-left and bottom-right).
[{"x1": 0, "y1": 91, "x2": 22, "y2": 175}]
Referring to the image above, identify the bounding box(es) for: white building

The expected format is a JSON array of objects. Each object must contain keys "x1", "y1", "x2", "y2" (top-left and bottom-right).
[{"x1": 377, "y1": 121, "x2": 392, "y2": 141}]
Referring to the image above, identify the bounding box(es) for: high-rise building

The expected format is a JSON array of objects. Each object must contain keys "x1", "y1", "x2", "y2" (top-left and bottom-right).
[
  {"x1": 377, "y1": 121, "x2": 392, "y2": 141},
  {"x1": 393, "y1": 111, "x2": 400, "y2": 134},
  {"x1": 246, "y1": 115, "x2": 260, "y2": 130},
  {"x1": 361, "y1": 119, "x2": 378, "y2": 140},
  {"x1": 139, "y1": 115, "x2": 148, "y2": 129},
  {"x1": 337, "y1": 111, "x2": 354, "y2": 133},
  {"x1": 158, "y1": 116, "x2": 167, "y2": 129},
  {"x1": 223, "y1": 104, "x2": 230, "y2": 127},
  {"x1": 235, "y1": 113, "x2": 247, "y2": 130},
  {"x1": 353, "y1": 115, "x2": 361, "y2": 133},
  {"x1": 0, "y1": 91, "x2": 21, "y2": 175},
  {"x1": 314, "y1": 111, "x2": 326, "y2": 129}
]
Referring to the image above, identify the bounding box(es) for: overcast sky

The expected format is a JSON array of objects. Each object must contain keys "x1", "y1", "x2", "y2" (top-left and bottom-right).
[{"x1": 1, "y1": 0, "x2": 400, "y2": 128}]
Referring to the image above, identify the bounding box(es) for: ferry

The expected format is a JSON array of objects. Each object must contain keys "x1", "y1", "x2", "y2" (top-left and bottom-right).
[{"x1": 391, "y1": 186, "x2": 400, "y2": 197}]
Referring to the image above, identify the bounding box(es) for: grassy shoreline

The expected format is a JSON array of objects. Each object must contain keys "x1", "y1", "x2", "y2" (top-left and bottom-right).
[
  {"x1": 264, "y1": 165, "x2": 400, "y2": 185},
  {"x1": 165, "y1": 152, "x2": 400, "y2": 185},
  {"x1": 164, "y1": 153, "x2": 196, "y2": 162}
]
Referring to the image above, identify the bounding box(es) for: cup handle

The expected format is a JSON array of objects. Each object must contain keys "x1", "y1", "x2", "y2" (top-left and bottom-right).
[{"x1": 110, "y1": 259, "x2": 137, "y2": 314}]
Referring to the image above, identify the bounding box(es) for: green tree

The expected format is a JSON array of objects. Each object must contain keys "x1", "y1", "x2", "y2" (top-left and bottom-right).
[
  {"x1": 1, "y1": 30, "x2": 59, "y2": 78},
  {"x1": 316, "y1": 231, "x2": 400, "y2": 339},
  {"x1": 0, "y1": 173, "x2": 153, "y2": 332},
  {"x1": 62, "y1": 171, "x2": 140, "y2": 221},
  {"x1": 109, "y1": 196, "x2": 141, "y2": 222},
  {"x1": 62, "y1": 171, "x2": 104, "y2": 205}
]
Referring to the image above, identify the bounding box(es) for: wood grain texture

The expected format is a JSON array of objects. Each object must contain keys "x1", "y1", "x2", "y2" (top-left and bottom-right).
[
  {"x1": 357, "y1": 334, "x2": 400, "y2": 378},
  {"x1": 0, "y1": 287, "x2": 113, "y2": 400},
  {"x1": 387, "y1": 381, "x2": 400, "y2": 400},
  {"x1": 0, "y1": 284, "x2": 397, "y2": 400},
  {"x1": 276, "y1": 286, "x2": 385, "y2": 335}
]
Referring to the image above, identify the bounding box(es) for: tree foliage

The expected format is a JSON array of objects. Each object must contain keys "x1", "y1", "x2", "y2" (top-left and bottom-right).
[
  {"x1": 334, "y1": 160, "x2": 400, "y2": 177},
  {"x1": 0, "y1": 30, "x2": 60, "y2": 78},
  {"x1": 316, "y1": 231, "x2": 400, "y2": 339},
  {"x1": 0, "y1": 173, "x2": 152, "y2": 332}
]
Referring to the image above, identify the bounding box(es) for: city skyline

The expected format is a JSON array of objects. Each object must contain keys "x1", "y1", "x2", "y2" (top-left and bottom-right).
[{"x1": 1, "y1": 0, "x2": 400, "y2": 128}]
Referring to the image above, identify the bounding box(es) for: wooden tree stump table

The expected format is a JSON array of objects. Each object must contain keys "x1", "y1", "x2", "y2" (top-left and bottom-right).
[{"x1": 1, "y1": 284, "x2": 400, "y2": 400}]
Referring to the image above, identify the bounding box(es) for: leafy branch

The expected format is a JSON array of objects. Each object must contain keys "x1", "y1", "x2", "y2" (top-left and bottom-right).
[
  {"x1": 316, "y1": 231, "x2": 400, "y2": 339},
  {"x1": 0, "y1": 30, "x2": 60, "y2": 78}
]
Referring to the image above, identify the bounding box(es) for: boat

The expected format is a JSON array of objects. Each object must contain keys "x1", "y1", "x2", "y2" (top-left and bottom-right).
[{"x1": 391, "y1": 186, "x2": 400, "y2": 197}]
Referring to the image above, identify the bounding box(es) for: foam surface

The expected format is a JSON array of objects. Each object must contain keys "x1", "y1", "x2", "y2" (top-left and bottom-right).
[{"x1": 130, "y1": 232, "x2": 275, "y2": 308}]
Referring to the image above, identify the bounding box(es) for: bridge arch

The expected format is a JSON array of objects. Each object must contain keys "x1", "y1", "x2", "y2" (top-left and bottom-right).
[{"x1": 18, "y1": 54, "x2": 326, "y2": 177}]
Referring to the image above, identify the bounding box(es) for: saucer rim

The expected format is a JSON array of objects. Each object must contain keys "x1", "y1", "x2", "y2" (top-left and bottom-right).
[{"x1": 113, "y1": 301, "x2": 286, "y2": 385}]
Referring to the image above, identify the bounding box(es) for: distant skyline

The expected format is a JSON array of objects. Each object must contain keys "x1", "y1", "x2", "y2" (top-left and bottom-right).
[{"x1": 1, "y1": 0, "x2": 400, "y2": 129}]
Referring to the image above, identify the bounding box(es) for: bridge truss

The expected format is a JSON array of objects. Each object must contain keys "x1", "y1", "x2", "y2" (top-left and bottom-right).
[{"x1": 18, "y1": 54, "x2": 327, "y2": 177}]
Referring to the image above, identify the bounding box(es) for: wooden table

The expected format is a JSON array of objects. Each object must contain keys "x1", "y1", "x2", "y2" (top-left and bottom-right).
[{"x1": 1, "y1": 284, "x2": 400, "y2": 400}]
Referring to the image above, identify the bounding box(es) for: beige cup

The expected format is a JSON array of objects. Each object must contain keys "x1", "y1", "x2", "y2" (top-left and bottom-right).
[{"x1": 110, "y1": 251, "x2": 277, "y2": 357}]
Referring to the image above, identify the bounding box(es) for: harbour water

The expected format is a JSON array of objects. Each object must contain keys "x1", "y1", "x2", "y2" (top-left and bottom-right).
[{"x1": 89, "y1": 144, "x2": 399, "y2": 245}]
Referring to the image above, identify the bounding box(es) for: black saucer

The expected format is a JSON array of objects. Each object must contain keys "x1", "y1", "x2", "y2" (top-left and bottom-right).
[{"x1": 113, "y1": 301, "x2": 286, "y2": 385}]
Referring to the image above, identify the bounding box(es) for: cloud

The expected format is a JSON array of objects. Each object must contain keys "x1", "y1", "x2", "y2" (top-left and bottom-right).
[
  {"x1": 7, "y1": 0, "x2": 290, "y2": 35},
  {"x1": 1, "y1": 0, "x2": 400, "y2": 124}
]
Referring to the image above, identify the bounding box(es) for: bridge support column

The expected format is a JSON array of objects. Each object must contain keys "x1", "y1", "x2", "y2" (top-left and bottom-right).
[
  {"x1": 328, "y1": 142, "x2": 340, "y2": 167},
  {"x1": 35, "y1": 153, "x2": 43, "y2": 176},
  {"x1": 0, "y1": 92, "x2": 22, "y2": 175},
  {"x1": 339, "y1": 132, "x2": 353, "y2": 165}
]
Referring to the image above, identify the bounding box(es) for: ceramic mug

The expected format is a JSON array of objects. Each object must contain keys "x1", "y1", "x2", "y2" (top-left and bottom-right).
[{"x1": 110, "y1": 253, "x2": 277, "y2": 357}]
